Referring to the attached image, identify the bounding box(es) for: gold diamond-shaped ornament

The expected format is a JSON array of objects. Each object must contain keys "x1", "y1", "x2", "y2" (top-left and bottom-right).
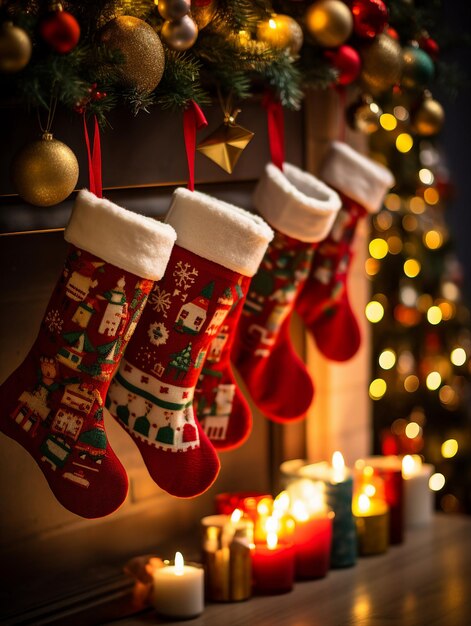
[{"x1": 197, "y1": 114, "x2": 254, "y2": 174}]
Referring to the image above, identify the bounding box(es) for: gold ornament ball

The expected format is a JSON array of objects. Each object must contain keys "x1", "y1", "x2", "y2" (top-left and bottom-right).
[
  {"x1": 161, "y1": 15, "x2": 198, "y2": 51},
  {"x1": 360, "y1": 33, "x2": 403, "y2": 94},
  {"x1": 100, "y1": 16, "x2": 165, "y2": 92},
  {"x1": 191, "y1": 0, "x2": 218, "y2": 30},
  {"x1": 0, "y1": 21, "x2": 32, "y2": 73},
  {"x1": 305, "y1": 0, "x2": 353, "y2": 48},
  {"x1": 157, "y1": 0, "x2": 191, "y2": 20},
  {"x1": 347, "y1": 97, "x2": 382, "y2": 134},
  {"x1": 257, "y1": 14, "x2": 304, "y2": 55},
  {"x1": 412, "y1": 96, "x2": 444, "y2": 136},
  {"x1": 11, "y1": 133, "x2": 79, "y2": 207}
]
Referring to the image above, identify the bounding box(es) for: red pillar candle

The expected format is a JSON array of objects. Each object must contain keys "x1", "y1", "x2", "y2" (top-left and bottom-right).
[
  {"x1": 355, "y1": 455, "x2": 404, "y2": 544},
  {"x1": 291, "y1": 505, "x2": 333, "y2": 579},
  {"x1": 252, "y1": 523, "x2": 295, "y2": 595}
]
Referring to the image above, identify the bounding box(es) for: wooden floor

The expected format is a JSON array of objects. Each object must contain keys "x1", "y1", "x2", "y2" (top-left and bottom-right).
[{"x1": 108, "y1": 514, "x2": 471, "y2": 626}]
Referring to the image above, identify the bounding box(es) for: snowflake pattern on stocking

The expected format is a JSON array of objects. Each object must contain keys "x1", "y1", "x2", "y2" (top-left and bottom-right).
[
  {"x1": 148, "y1": 286, "x2": 172, "y2": 317},
  {"x1": 148, "y1": 322, "x2": 169, "y2": 347},
  {"x1": 44, "y1": 309, "x2": 64, "y2": 334},
  {"x1": 173, "y1": 261, "x2": 199, "y2": 289}
]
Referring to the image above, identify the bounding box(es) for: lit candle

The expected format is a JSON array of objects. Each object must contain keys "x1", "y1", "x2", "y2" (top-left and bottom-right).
[
  {"x1": 402, "y1": 455, "x2": 434, "y2": 527},
  {"x1": 355, "y1": 455, "x2": 404, "y2": 544},
  {"x1": 252, "y1": 518, "x2": 295, "y2": 594},
  {"x1": 201, "y1": 509, "x2": 253, "y2": 602},
  {"x1": 282, "y1": 452, "x2": 357, "y2": 568},
  {"x1": 353, "y1": 494, "x2": 389, "y2": 556},
  {"x1": 151, "y1": 551, "x2": 204, "y2": 619},
  {"x1": 215, "y1": 492, "x2": 274, "y2": 543},
  {"x1": 276, "y1": 485, "x2": 333, "y2": 580}
]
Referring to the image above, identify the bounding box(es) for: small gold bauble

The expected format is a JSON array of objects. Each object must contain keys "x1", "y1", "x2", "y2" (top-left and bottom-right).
[
  {"x1": 412, "y1": 96, "x2": 444, "y2": 136},
  {"x1": 161, "y1": 15, "x2": 198, "y2": 51},
  {"x1": 11, "y1": 133, "x2": 79, "y2": 207},
  {"x1": 257, "y1": 14, "x2": 304, "y2": 55},
  {"x1": 100, "y1": 16, "x2": 165, "y2": 92},
  {"x1": 157, "y1": 0, "x2": 191, "y2": 20},
  {"x1": 347, "y1": 96, "x2": 382, "y2": 134},
  {"x1": 190, "y1": 0, "x2": 218, "y2": 30},
  {"x1": 0, "y1": 21, "x2": 32, "y2": 73},
  {"x1": 360, "y1": 33, "x2": 403, "y2": 94},
  {"x1": 305, "y1": 0, "x2": 353, "y2": 48}
]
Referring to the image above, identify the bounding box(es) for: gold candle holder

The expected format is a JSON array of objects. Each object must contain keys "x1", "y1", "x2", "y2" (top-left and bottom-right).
[
  {"x1": 353, "y1": 494, "x2": 389, "y2": 556},
  {"x1": 201, "y1": 511, "x2": 254, "y2": 602}
]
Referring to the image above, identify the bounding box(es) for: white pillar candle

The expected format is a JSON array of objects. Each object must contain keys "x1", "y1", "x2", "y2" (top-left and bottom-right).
[
  {"x1": 402, "y1": 455, "x2": 434, "y2": 527},
  {"x1": 151, "y1": 552, "x2": 204, "y2": 619}
]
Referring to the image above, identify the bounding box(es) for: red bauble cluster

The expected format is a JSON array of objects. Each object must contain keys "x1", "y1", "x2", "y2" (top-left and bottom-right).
[
  {"x1": 74, "y1": 83, "x2": 107, "y2": 114},
  {"x1": 40, "y1": 5, "x2": 80, "y2": 54},
  {"x1": 326, "y1": 45, "x2": 361, "y2": 85},
  {"x1": 351, "y1": 0, "x2": 388, "y2": 39}
]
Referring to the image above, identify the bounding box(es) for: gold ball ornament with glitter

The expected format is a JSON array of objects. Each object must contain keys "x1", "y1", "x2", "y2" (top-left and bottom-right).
[
  {"x1": 11, "y1": 133, "x2": 79, "y2": 207},
  {"x1": 305, "y1": 0, "x2": 353, "y2": 48},
  {"x1": 257, "y1": 14, "x2": 303, "y2": 55},
  {"x1": 191, "y1": 0, "x2": 218, "y2": 30},
  {"x1": 100, "y1": 16, "x2": 165, "y2": 92},
  {"x1": 411, "y1": 94, "x2": 444, "y2": 136},
  {"x1": 347, "y1": 95, "x2": 382, "y2": 134},
  {"x1": 0, "y1": 21, "x2": 32, "y2": 73},
  {"x1": 360, "y1": 33, "x2": 403, "y2": 94},
  {"x1": 161, "y1": 14, "x2": 198, "y2": 51}
]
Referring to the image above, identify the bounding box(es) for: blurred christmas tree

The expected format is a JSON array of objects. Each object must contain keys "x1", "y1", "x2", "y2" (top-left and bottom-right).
[{"x1": 366, "y1": 105, "x2": 471, "y2": 515}]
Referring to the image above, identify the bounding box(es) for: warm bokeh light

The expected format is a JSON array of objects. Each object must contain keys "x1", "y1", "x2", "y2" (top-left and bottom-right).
[
  {"x1": 396, "y1": 133, "x2": 413, "y2": 153},
  {"x1": 380, "y1": 113, "x2": 397, "y2": 130},
  {"x1": 441, "y1": 439, "x2": 458, "y2": 459},
  {"x1": 417, "y1": 294, "x2": 433, "y2": 312},
  {"x1": 404, "y1": 375, "x2": 419, "y2": 392},
  {"x1": 424, "y1": 187, "x2": 439, "y2": 205},
  {"x1": 429, "y1": 473, "x2": 446, "y2": 491},
  {"x1": 402, "y1": 215, "x2": 418, "y2": 232},
  {"x1": 419, "y1": 168, "x2": 434, "y2": 185},
  {"x1": 405, "y1": 422, "x2": 421, "y2": 439},
  {"x1": 393, "y1": 105, "x2": 409, "y2": 121},
  {"x1": 369, "y1": 378, "x2": 387, "y2": 400},
  {"x1": 426, "y1": 371, "x2": 442, "y2": 390},
  {"x1": 365, "y1": 300, "x2": 384, "y2": 323},
  {"x1": 379, "y1": 349, "x2": 396, "y2": 370},
  {"x1": 401, "y1": 285, "x2": 417, "y2": 307},
  {"x1": 386, "y1": 235, "x2": 403, "y2": 254},
  {"x1": 409, "y1": 196, "x2": 426, "y2": 214},
  {"x1": 424, "y1": 230, "x2": 443, "y2": 249},
  {"x1": 375, "y1": 211, "x2": 393, "y2": 230},
  {"x1": 427, "y1": 305, "x2": 443, "y2": 325},
  {"x1": 369, "y1": 238, "x2": 388, "y2": 259},
  {"x1": 439, "y1": 385, "x2": 458, "y2": 407},
  {"x1": 384, "y1": 193, "x2": 401, "y2": 211},
  {"x1": 365, "y1": 257, "x2": 380, "y2": 276},
  {"x1": 450, "y1": 347, "x2": 466, "y2": 366},
  {"x1": 404, "y1": 258, "x2": 421, "y2": 278},
  {"x1": 442, "y1": 282, "x2": 459, "y2": 301},
  {"x1": 438, "y1": 301, "x2": 455, "y2": 320}
]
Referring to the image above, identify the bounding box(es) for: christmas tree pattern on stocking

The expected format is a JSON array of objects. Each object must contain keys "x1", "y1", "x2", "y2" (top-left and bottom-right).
[
  {"x1": 0, "y1": 190, "x2": 176, "y2": 518},
  {"x1": 232, "y1": 163, "x2": 341, "y2": 422},
  {"x1": 194, "y1": 274, "x2": 253, "y2": 450},
  {"x1": 106, "y1": 188, "x2": 273, "y2": 497},
  {"x1": 296, "y1": 142, "x2": 395, "y2": 362}
]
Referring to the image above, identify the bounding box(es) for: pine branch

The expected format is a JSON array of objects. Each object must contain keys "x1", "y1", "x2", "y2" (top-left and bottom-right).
[{"x1": 155, "y1": 50, "x2": 210, "y2": 110}]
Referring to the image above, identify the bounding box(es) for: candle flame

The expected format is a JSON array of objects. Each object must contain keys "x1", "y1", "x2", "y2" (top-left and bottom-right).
[
  {"x1": 332, "y1": 451, "x2": 346, "y2": 483},
  {"x1": 402, "y1": 454, "x2": 422, "y2": 478},
  {"x1": 273, "y1": 491, "x2": 290, "y2": 515},
  {"x1": 231, "y1": 508, "x2": 242, "y2": 523},
  {"x1": 364, "y1": 483, "x2": 376, "y2": 497},
  {"x1": 174, "y1": 551, "x2": 184, "y2": 575},
  {"x1": 358, "y1": 493, "x2": 371, "y2": 514},
  {"x1": 292, "y1": 499, "x2": 309, "y2": 522},
  {"x1": 257, "y1": 499, "x2": 271, "y2": 516},
  {"x1": 267, "y1": 530, "x2": 278, "y2": 550}
]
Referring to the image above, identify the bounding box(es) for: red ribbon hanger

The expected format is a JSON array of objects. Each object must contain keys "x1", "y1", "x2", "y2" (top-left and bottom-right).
[
  {"x1": 82, "y1": 114, "x2": 102, "y2": 198},
  {"x1": 262, "y1": 91, "x2": 285, "y2": 171},
  {"x1": 183, "y1": 100, "x2": 208, "y2": 191}
]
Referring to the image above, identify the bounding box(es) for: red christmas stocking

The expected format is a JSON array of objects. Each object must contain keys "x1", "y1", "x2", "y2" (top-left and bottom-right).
[
  {"x1": 296, "y1": 142, "x2": 394, "y2": 361},
  {"x1": 232, "y1": 163, "x2": 341, "y2": 422},
  {"x1": 194, "y1": 274, "x2": 252, "y2": 451},
  {"x1": 0, "y1": 190, "x2": 176, "y2": 518},
  {"x1": 106, "y1": 188, "x2": 273, "y2": 497}
]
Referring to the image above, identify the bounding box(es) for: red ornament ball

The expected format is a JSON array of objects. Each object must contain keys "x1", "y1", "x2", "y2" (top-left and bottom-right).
[
  {"x1": 418, "y1": 34, "x2": 440, "y2": 61},
  {"x1": 326, "y1": 45, "x2": 361, "y2": 85},
  {"x1": 40, "y1": 7, "x2": 80, "y2": 54},
  {"x1": 351, "y1": 0, "x2": 388, "y2": 39}
]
